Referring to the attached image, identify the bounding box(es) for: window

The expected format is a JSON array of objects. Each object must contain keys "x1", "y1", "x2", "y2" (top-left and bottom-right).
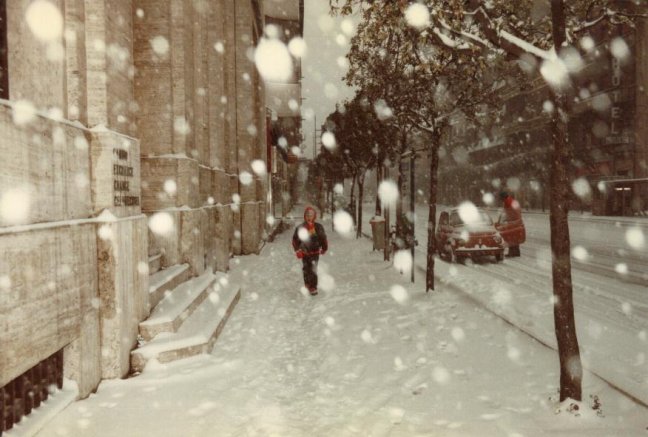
[
  {"x1": 0, "y1": 0, "x2": 7, "y2": 99},
  {"x1": 439, "y1": 211, "x2": 449, "y2": 226},
  {"x1": 449, "y1": 211, "x2": 462, "y2": 226}
]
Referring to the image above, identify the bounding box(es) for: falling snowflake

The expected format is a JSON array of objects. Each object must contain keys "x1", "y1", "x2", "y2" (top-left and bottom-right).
[
  {"x1": 255, "y1": 38, "x2": 293, "y2": 82},
  {"x1": 378, "y1": 180, "x2": 399, "y2": 207},
  {"x1": 543, "y1": 100, "x2": 555, "y2": 113},
  {"x1": 0, "y1": 276, "x2": 12, "y2": 290},
  {"x1": 507, "y1": 347, "x2": 521, "y2": 362},
  {"x1": 150, "y1": 36, "x2": 169, "y2": 55},
  {"x1": 571, "y1": 246, "x2": 589, "y2": 262},
  {"x1": 12, "y1": 100, "x2": 37, "y2": 125},
  {"x1": 615, "y1": 263, "x2": 628, "y2": 275},
  {"x1": 389, "y1": 284, "x2": 409, "y2": 305},
  {"x1": 298, "y1": 227, "x2": 309, "y2": 242},
  {"x1": 580, "y1": 36, "x2": 595, "y2": 52},
  {"x1": 319, "y1": 273, "x2": 336, "y2": 292},
  {"x1": 621, "y1": 302, "x2": 632, "y2": 316},
  {"x1": 360, "y1": 329, "x2": 375, "y2": 344},
  {"x1": 404, "y1": 3, "x2": 430, "y2": 29},
  {"x1": 610, "y1": 37, "x2": 630, "y2": 61},
  {"x1": 288, "y1": 37, "x2": 307, "y2": 58},
  {"x1": 341, "y1": 19, "x2": 355, "y2": 36},
  {"x1": 250, "y1": 160, "x2": 267, "y2": 177},
  {"x1": 540, "y1": 57, "x2": 569, "y2": 90},
  {"x1": 492, "y1": 287, "x2": 512, "y2": 307},
  {"x1": 625, "y1": 227, "x2": 645, "y2": 250},
  {"x1": 457, "y1": 201, "x2": 480, "y2": 224},
  {"x1": 163, "y1": 179, "x2": 177, "y2": 196},
  {"x1": 0, "y1": 187, "x2": 31, "y2": 225},
  {"x1": 321, "y1": 132, "x2": 337, "y2": 150},
  {"x1": 393, "y1": 250, "x2": 413, "y2": 275},
  {"x1": 333, "y1": 210, "x2": 354, "y2": 237},
  {"x1": 432, "y1": 366, "x2": 450, "y2": 384},
  {"x1": 137, "y1": 262, "x2": 149, "y2": 275},
  {"x1": 571, "y1": 178, "x2": 591, "y2": 199},
  {"x1": 148, "y1": 212, "x2": 174, "y2": 236},
  {"x1": 239, "y1": 171, "x2": 253, "y2": 186},
  {"x1": 26, "y1": 0, "x2": 63, "y2": 42},
  {"x1": 173, "y1": 117, "x2": 190, "y2": 135}
]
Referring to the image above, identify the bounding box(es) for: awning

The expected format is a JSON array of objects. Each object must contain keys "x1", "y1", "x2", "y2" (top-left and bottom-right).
[{"x1": 598, "y1": 177, "x2": 648, "y2": 184}]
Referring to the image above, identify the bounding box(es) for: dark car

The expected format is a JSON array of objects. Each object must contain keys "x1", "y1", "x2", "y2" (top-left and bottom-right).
[
  {"x1": 495, "y1": 209, "x2": 526, "y2": 257},
  {"x1": 436, "y1": 208, "x2": 504, "y2": 263}
]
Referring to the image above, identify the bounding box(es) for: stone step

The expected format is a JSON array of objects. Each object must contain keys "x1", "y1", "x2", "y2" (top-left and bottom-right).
[
  {"x1": 148, "y1": 252, "x2": 162, "y2": 275},
  {"x1": 131, "y1": 279, "x2": 241, "y2": 373},
  {"x1": 148, "y1": 264, "x2": 191, "y2": 309},
  {"x1": 139, "y1": 271, "x2": 217, "y2": 341}
]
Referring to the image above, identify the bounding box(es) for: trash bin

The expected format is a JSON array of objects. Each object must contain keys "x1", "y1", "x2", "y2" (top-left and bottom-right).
[{"x1": 369, "y1": 216, "x2": 386, "y2": 250}]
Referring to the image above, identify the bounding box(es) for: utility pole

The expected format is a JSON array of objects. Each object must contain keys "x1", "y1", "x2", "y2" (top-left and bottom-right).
[
  {"x1": 410, "y1": 151, "x2": 415, "y2": 284},
  {"x1": 313, "y1": 115, "x2": 317, "y2": 160}
]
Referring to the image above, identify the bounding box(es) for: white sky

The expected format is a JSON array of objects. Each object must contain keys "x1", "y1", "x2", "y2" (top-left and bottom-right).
[{"x1": 301, "y1": 0, "x2": 357, "y2": 159}]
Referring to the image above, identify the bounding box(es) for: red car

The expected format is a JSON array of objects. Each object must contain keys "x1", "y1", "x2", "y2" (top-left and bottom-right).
[
  {"x1": 436, "y1": 208, "x2": 504, "y2": 263},
  {"x1": 495, "y1": 209, "x2": 526, "y2": 257}
]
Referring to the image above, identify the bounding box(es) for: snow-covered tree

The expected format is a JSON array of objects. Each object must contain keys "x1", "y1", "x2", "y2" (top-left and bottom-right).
[
  {"x1": 339, "y1": 1, "x2": 501, "y2": 292},
  {"x1": 331, "y1": 0, "x2": 647, "y2": 401}
]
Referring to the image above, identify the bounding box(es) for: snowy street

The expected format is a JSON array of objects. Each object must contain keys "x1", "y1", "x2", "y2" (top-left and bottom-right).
[
  {"x1": 361, "y1": 203, "x2": 648, "y2": 406},
  {"x1": 29, "y1": 213, "x2": 648, "y2": 437},
  {"x1": 5, "y1": 0, "x2": 648, "y2": 435}
]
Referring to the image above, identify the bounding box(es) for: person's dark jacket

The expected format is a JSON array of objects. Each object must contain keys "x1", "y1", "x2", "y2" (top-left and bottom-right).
[{"x1": 292, "y1": 207, "x2": 328, "y2": 256}]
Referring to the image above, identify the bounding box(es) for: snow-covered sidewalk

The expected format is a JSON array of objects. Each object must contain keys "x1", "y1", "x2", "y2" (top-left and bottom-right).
[
  {"x1": 360, "y1": 202, "x2": 648, "y2": 404},
  {"x1": 31, "y1": 215, "x2": 648, "y2": 437}
]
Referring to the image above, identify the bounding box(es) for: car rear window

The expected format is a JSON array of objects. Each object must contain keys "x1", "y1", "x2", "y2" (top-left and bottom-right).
[{"x1": 450, "y1": 210, "x2": 493, "y2": 226}]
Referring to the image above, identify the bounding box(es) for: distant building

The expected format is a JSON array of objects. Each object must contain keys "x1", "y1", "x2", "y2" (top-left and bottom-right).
[{"x1": 438, "y1": 13, "x2": 648, "y2": 216}]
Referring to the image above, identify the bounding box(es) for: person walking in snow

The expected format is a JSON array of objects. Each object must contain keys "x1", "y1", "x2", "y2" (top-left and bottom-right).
[
  {"x1": 500, "y1": 190, "x2": 522, "y2": 257},
  {"x1": 292, "y1": 206, "x2": 328, "y2": 296}
]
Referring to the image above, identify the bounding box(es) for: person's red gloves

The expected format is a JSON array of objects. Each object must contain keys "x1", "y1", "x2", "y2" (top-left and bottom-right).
[
  {"x1": 319, "y1": 249, "x2": 326, "y2": 255},
  {"x1": 296, "y1": 250, "x2": 304, "y2": 259}
]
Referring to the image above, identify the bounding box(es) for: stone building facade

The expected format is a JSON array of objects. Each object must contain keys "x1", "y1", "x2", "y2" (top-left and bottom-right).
[{"x1": 0, "y1": 0, "x2": 302, "y2": 405}]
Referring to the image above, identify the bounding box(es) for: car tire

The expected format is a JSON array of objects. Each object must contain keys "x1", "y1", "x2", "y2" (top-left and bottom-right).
[{"x1": 495, "y1": 252, "x2": 504, "y2": 263}]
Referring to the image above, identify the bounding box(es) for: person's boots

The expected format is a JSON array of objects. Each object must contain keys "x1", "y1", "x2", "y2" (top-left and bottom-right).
[{"x1": 308, "y1": 286, "x2": 318, "y2": 296}]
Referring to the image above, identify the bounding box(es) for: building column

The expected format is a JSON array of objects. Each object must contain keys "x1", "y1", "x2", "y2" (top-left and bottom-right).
[{"x1": 634, "y1": 16, "x2": 648, "y2": 212}]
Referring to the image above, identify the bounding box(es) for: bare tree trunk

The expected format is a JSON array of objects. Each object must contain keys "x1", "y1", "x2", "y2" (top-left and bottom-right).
[
  {"x1": 350, "y1": 172, "x2": 357, "y2": 209},
  {"x1": 357, "y1": 172, "x2": 365, "y2": 238},
  {"x1": 375, "y1": 165, "x2": 382, "y2": 216},
  {"x1": 396, "y1": 129, "x2": 408, "y2": 238},
  {"x1": 550, "y1": 0, "x2": 582, "y2": 402},
  {"x1": 426, "y1": 134, "x2": 441, "y2": 292}
]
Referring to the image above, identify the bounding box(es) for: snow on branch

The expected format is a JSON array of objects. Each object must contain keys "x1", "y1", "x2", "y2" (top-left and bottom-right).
[
  {"x1": 499, "y1": 30, "x2": 552, "y2": 60},
  {"x1": 467, "y1": 4, "x2": 552, "y2": 61},
  {"x1": 431, "y1": 27, "x2": 471, "y2": 50},
  {"x1": 437, "y1": 18, "x2": 490, "y2": 50}
]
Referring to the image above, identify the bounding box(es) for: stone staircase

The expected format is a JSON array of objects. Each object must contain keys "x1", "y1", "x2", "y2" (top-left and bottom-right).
[{"x1": 131, "y1": 256, "x2": 241, "y2": 373}]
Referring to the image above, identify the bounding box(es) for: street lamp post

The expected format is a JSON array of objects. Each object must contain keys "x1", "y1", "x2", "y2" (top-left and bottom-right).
[{"x1": 401, "y1": 147, "x2": 425, "y2": 284}]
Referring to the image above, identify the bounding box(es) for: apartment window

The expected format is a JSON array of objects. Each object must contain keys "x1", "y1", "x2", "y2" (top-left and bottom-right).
[{"x1": 0, "y1": 0, "x2": 7, "y2": 99}]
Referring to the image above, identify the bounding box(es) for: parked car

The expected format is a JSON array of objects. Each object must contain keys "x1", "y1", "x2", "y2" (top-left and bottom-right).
[
  {"x1": 495, "y1": 209, "x2": 526, "y2": 257},
  {"x1": 436, "y1": 208, "x2": 504, "y2": 263}
]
